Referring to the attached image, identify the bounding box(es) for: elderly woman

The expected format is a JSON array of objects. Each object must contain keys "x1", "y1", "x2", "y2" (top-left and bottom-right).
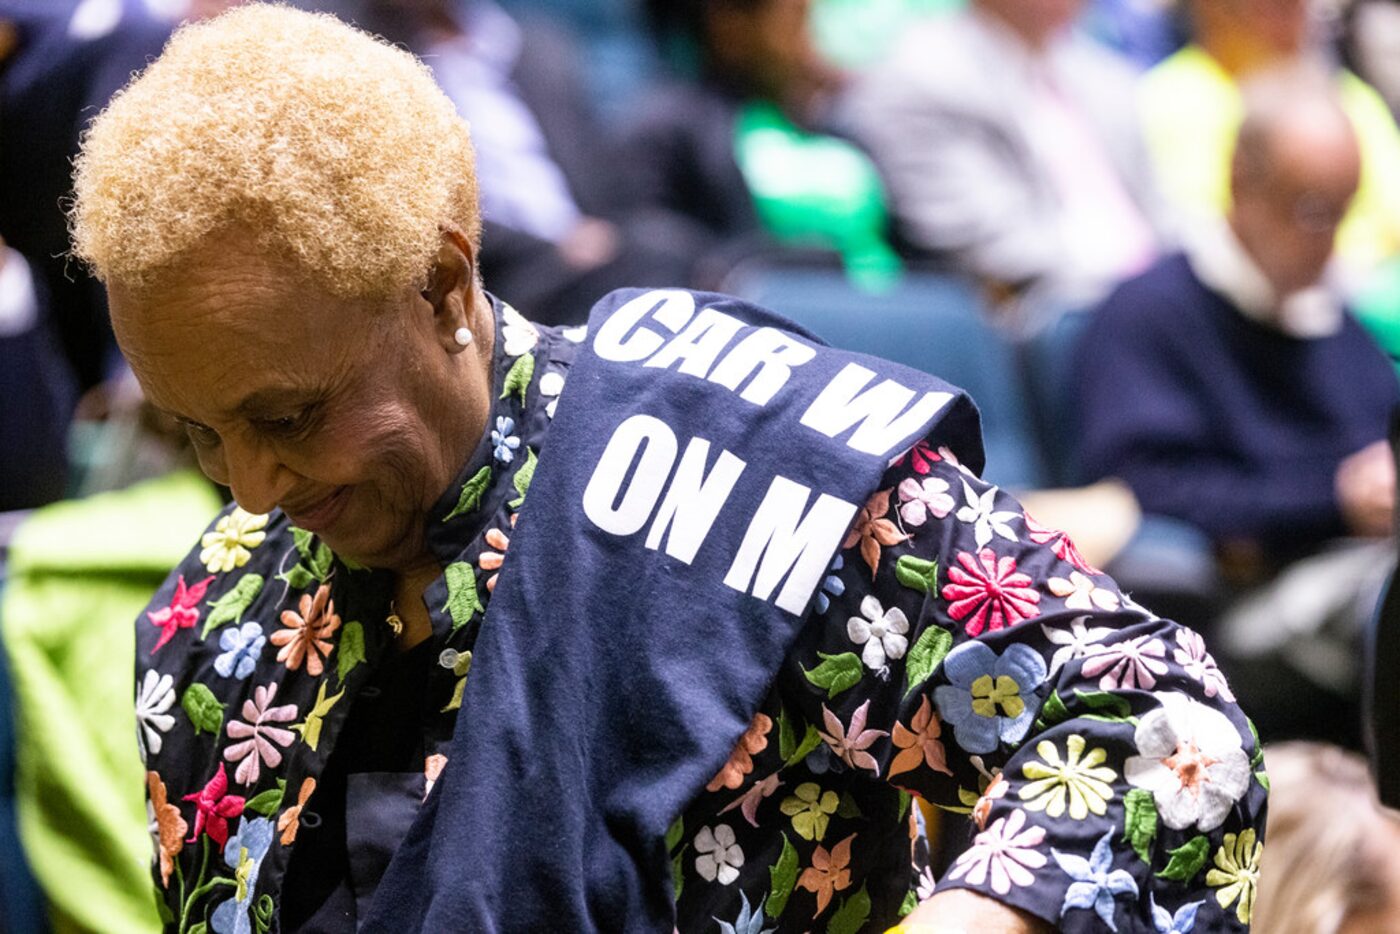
[{"x1": 69, "y1": 5, "x2": 1265, "y2": 933}]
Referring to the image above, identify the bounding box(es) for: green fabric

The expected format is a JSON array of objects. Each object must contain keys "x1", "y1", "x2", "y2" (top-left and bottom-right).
[
  {"x1": 1, "y1": 470, "x2": 222, "y2": 934},
  {"x1": 811, "y1": 0, "x2": 963, "y2": 69},
  {"x1": 1352, "y1": 257, "x2": 1400, "y2": 381},
  {"x1": 734, "y1": 101, "x2": 901, "y2": 290}
]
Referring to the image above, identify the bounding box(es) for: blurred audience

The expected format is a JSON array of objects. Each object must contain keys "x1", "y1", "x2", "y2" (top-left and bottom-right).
[
  {"x1": 623, "y1": 0, "x2": 900, "y2": 287},
  {"x1": 360, "y1": 0, "x2": 698, "y2": 325},
  {"x1": 1141, "y1": 0, "x2": 1400, "y2": 278},
  {"x1": 1253, "y1": 742, "x2": 1400, "y2": 933},
  {"x1": 1076, "y1": 69, "x2": 1398, "y2": 742},
  {"x1": 843, "y1": 0, "x2": 1170, "y2": 325}
]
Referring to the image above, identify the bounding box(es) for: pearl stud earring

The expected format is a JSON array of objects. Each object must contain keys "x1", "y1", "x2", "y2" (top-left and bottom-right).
[{"x1": 454, "y1": 326, "x2": 474, "y2": 347}]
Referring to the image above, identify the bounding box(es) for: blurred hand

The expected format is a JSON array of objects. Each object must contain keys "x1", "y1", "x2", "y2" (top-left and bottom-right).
[
  {"x1": 557, "y1": 217, "x2": 620, "y2": 272},
  {"x1": 1336, "y1": 440, "x2": 1396, "y2": 538}
]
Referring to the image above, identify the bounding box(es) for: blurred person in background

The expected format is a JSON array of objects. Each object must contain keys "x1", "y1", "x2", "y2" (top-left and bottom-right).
[
  {"x1": 1252, "y1": 742, "x2": 1400, "y2": 933},
  {"x1": 1141, "y1": 0, "x2": 1400, "y2": 280},
  {"x1": 621, "y1": 0, "x2": 902, "y2": 289},
  {"x1": 358, "y1": 0, "x2": 699, "y2": 326},
  {"x1": 1075, "y1": 68, "x2": 1399, "y2": 745},
  {"x1": 842, "y1": 0, "x2": 1171, "y2": 327}
]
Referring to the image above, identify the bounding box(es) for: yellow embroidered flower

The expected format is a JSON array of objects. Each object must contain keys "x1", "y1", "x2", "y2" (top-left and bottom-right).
[
  {"x1": 1019, "y1": 733, "x2": 1118, "y2": 820},
  {"x1": 1206, "y1": 828, "x2": 1262, "y2": 924},
  {"x1": 199, "y1": 508, "x2": 269, "y2": 573},
  {"x1": 779, "y1": 782, "x2": 840, "y2": 841}
]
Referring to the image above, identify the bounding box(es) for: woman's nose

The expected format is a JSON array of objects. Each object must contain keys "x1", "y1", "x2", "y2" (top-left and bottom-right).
[{"x1": 219, "y1": 433, "x2": 298, "y2": 515}]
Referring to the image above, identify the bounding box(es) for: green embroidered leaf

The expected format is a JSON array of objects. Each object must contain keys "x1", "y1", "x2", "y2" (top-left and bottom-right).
[
  {"x1": 443, "y1": 466, "x2": 492, "y2": 523},
  {"x1": 671, "y1": 847, "x2": 686, "y2": 900},
  {"x1": 896, "y1": 788, "x2": 912, "y2": 822},
  {"x1": 898, "y1": 889, "x2": 919, "y2": 918},
  {"x1": 501, "y1": 351, "x2": 535, "y2": 403},
  {"x1": 785, "y1": 724, "x2": 823, "y2": 768},
  {"x1": 254, "y1": 894, "x2": 275, "y2": 934},
  {"x1": 509, "y1": 448, "x2": 538, "y2": 509},
  {"x1": 1122, "y1": 788, "x2": 1158, "y2": 864},
  {"x1": 1036, "y1": 690, "x2": 1071, "y2": 731},
  {"x1": 803, "y1": 652, "x2": 863, "y2": 700},
  {"x1": 1074, "y1": 690, "x2": 1133, "y2": 719},
  {"x1": 894, "y1": 555, "x2": 938, "y2": 594},
  {"x1": 245, "y1": 787, "x2": 284, "y2": 817},
  {"x1": 1157, "y1": 835, "x2": 1210, "y2": 882},
  {"x1": 767, "y1": 833, "x2": 799, "y2": 917},
  {"x1": 1082, "y1": 714, "x2": 1140, "y2": 726},
  {"x1": 292, "y1": 527, "x2": 315, "y2": 563},
  {"x1": 443, "y1": 562, "x2": 484, "y2": 630},
  {"x1": 202, "y1": 573, "x2": 265, "y2": 638},
  {"x1": 1248, "y1": 717, "x2": 1265, "y2": 769},
  {"x1": 827, "y1": 884, "x2": 871, "y2": 934},
  {"x1": 292, "y1": 680, "x2": 346, "y2": 752},
  {"x1": 277, "y1": 564, "x2": 315, "y2": 591},
  {"x1": 904, "y1": 625, "x2": 953, "y2": 696},
  {"x1": 338, "y1": 553, "x2": 368, "y2": 572},
  {"x1": 836, "y1": 791, "x2": 863, "y2": 820},
  {"x1": 308, "y1": 541, "x2": 334, "y2": 582},
  {"x1": 1256, "y1": 770, "x2": 1270, "y2": 792},
  {"x1": 188, "y1": 924, "x2": 207, "y2": 934},
  {"x1": 665, "y1": 816, "x2": 684, "y2": 853},
  {"x1": 337, "y1": 622, "x2": 366, "y2": 684},
  {"x1": 777, "y1": 706, "x2": 797, "y2": 762},
  {"x1": 182, "y1": 683, "x2": 225, "y2": 736}
]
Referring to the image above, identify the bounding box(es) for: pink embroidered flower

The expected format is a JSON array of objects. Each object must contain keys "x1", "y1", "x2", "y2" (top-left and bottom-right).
[
  {"x1": 1025, "y1": 513, "x2": 1100, "y2": 575},
  {"x1": 893, "y1": 440, "x2": 940, "y2": 475},
  {"x1": 182, "y1": 763, "x2": 246, "y2": 847},
  {"x1": 942, "y1": 549, "x2": 1041, "y2": 637},
  {"x1": 271, "y1": 584, "x2": 341, "y2": 676},
  {"x1": 897, "y1": 476, "x2": 955, "y2": 527},
  {"x1": 817, "y1": 700, "x2": 888, "y2": 774},
  {"x1": 1082, "y1": 635, "x2": 1169, "y2": 691},
  {"x1": 224, "y1": 682, "x2": 299, "y2": 785},
  {"x1": 1173, "y1": 629, "x2": 1236, "y2": 702},
  {"x1": 947, "y1": 808, "x2": 1047, "y2": 896},
  {"x1": 719, "y1": 773, "x2": 783, "y2": 827},
  {"x1": 147, "y1": 574, "x2": 215, "y2": 651}
]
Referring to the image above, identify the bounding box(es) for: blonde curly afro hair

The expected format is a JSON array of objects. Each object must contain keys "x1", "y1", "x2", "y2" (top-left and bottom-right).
[{"x1": 69, "y1": 2, "x2": 479, "y2": 301}]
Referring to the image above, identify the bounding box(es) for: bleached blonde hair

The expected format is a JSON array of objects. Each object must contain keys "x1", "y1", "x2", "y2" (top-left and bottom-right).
[{"x1": 68, "y1": 2, "x2": 479, "y2": 301}]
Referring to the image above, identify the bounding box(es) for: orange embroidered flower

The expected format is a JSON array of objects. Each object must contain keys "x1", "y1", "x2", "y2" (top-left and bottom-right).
[
  {"x1": 270, "y1": 584, "x2": 342, "y2": 676},
  {"x1": 797, "y1": 832, "x2": 856, "y2": 916},
  {"x1": 972, "y1": 772, "x2": 1009, "y2": 832},
  {"x1": 842, "y1": 488, "x2": 908, "y2": 578},
  {"x1": 706, "y1": 712, "x2": 773, "y2": 792},
  {"x1": 424, "y1": 753, "x2": 448, "y2": 799},
  {"x1": 147, "y1": 771, "x2": 187, "y2": 887},
  {"x1": 889, "y1": 695, "x2": 952, "y2": 780},
  {"x1": 277, "y1": 777, "x2": 317, "y2": 846},
  {"x1": 479, "y1": 521, "x2": 513, "y2": 593}
]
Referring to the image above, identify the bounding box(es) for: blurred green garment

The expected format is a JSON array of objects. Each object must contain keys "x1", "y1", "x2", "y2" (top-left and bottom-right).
[
  {"x1": 1, "y1": 470, "x2": 221, "y2": 934},
  {"x1": 1353, "y1": 257, "x2": 1400, "y2": 380},
  {"x1": 811, "y1": 0, "x2": 963, "y2": 69},
  {"x1": 734, "y1": 101, "x2": 901, "y2": 290}
]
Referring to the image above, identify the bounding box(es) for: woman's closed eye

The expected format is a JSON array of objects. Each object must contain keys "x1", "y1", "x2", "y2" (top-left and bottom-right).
[
  {"x1": 179, "y1": 418, "x2": 222, "y2": 448},
  {"x1": 254, "y1": 407, "x2": 318, "y2": 439}
]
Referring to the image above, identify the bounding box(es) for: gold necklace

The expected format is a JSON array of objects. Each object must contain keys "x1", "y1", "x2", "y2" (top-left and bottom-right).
[{"x1": 385, "y1": 600, "x2": 405, "y2": 638}]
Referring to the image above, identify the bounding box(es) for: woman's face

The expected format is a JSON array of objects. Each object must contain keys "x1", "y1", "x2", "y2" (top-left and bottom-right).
[{"x1": 108, "y1": 240, "x2": 490, "y2": 573}]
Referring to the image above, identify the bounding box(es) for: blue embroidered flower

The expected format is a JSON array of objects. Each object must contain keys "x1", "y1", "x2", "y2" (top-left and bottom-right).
[
  {"x1": 214, "y1": 622, "x2": 266, "y2": 680},
  {"x1": 715, "y1": 891, "x2": 775, "y2": 934},
  {"x1": 491, "y1": 416, "x2": 521, "y2": 463},
  {"x1": 813, "y1": 554, "x2": 846, "y2": 615},
  {"x1": 933, "y1": 641, "x2": 1046, "y2": 754},
  {"x1": 1150, "y1": 895, "x2": 1202, "y2": 933},
  {"x1": 210, "y1": 816, "x2": 275, "y2": 934},
  {"x1": 1052, "y1": 830, "x2": 1140, "y2": 932}
]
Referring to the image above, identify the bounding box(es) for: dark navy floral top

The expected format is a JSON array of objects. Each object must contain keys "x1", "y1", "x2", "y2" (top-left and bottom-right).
[{"x1": 136, "y1": 298, "x2": 1266, "y2": 933}]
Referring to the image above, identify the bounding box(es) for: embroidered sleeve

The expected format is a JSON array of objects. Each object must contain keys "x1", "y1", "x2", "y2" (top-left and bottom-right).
[{"x1": 789, "y1": 439, "x2": 1267, "y2": 932}]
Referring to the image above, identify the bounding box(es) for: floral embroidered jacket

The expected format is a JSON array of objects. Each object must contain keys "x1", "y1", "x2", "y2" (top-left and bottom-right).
[{"x1": 136, "y1": 297, "x2": 1266, "y2": 933}]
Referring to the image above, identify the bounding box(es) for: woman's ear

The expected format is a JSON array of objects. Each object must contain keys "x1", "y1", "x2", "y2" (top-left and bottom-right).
[{"x1": 425, "y1": 225, "x2": 479, "y2": 352}]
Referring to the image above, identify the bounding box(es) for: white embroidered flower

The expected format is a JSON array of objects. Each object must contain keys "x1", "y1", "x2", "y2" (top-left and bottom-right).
[
  {"x1": 947, "y1": 808, "x2": 1047, "y2": 896},
  {"x1": 1047, "y1": 571, "x2": 1121, "y2": 613},
  {"x1": 694, "y1": 824, "x2": 744, "y2": 885},
  {"x1": 897, "y1": 476, "x2": 954, "y2": 527},
  {"x1": 539, "y1": 370, "x2": 565, "y2": 419},
  {"x1": 198, "y1": 507, "x2": 268, "y2": 574},
  {"x1": 135, "y1": 669, "x2": 177, "y2": 762},
  {"x1": 1173, "y1": 629, "x2": 1236, "y2": 702},
  {"x1": 1125, "y1": 692, "x2": 1251, "y2": 833},
  {"x1": 1042, "y1": 616, "x2": 1114, "y2": 675},
  {"x1": 501, "y1": 303, "x2": 539, "y2": 356},
  {"x1": 846, "y1": 595, "x2": 910, "y2": 671},
  {"x1": 1081, "y1": 635, "x2": 1169, "y2": 691},
  {"x1": 955, "y1": 478, "x2": 1019, "y2": 549},
  {"x1": 561, "y1": 324, "x2": 587, "y2": 343}
]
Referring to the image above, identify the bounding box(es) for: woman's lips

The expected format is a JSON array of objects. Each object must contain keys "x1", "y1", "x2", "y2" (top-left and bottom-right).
[{"x1": 285, "y1": 486, "x2": 351, "y2": 533}]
